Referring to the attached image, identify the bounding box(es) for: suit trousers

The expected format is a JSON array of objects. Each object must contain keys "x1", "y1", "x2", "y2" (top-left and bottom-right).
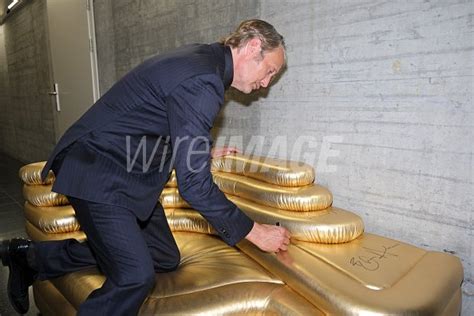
[{"x1": 33, "y1": 197, "x2": 181, "y2": 315}]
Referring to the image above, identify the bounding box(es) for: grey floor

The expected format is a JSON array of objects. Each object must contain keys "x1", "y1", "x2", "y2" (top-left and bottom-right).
[{"x1": 0, "y1": 153, "x2": 40, "y2": 316}]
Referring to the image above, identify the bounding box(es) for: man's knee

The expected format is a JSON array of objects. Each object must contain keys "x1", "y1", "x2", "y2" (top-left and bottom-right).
[{"x1": 158, "y1": 250, "x2": 180, "y2": 272}]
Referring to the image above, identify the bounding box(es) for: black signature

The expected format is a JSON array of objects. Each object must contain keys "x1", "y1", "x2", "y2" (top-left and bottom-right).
[{"x1": 349, "y1": 244, "x2": 399, "y2": 271}]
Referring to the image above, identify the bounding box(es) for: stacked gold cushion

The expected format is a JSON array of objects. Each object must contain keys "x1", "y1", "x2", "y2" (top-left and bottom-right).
[
  {"x1": 24, "y1": 202, "x2": 80, "y2": 234},
  {"x1": 211, "y1": 153, "x2": 315, "y2": 187},
  {"x1": 20, "y1": 155, "x2": 359, "y2": 244},
  {"x1": 19, "y1": 161, "x2": 55, "y2": 185},
  {"x1": 23, "y1": 184, "x2": 69, "y2": 207},
  {"x1": 160, "y1": 154, "x2": 362, "y2": 244},
  {"x1": 160, "y1": 188, "x2": 363, "y2": 243},
  {"x1": 19, "y1": 162, "x2": 80, "y2": 241},
  {"x1": 228, "y1": 196, "x2": 363, "y2": 243},
  {"x1": 212, "y1": 172, "x2": 333, "y2": 211}
]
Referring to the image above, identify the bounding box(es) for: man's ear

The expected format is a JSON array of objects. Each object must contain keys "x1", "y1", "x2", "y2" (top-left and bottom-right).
[{"x1": 245, "y1": 38, "x2": 262, "y2": 57}]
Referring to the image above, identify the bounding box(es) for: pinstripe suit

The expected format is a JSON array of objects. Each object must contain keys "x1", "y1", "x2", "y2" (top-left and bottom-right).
[{"x1": 36, "y1": 43, "x2": 254, "y2": 315}]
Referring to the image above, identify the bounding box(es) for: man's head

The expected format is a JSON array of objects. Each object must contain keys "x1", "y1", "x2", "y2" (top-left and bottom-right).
[{"x1": 223, "y1": 19, "x2": 286, "y2": 94}]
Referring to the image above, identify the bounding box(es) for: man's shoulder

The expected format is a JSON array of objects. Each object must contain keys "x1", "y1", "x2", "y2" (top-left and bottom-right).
[
  {"x1": 144, "y1": 43, "x2": 220, "y2": 74},
  {"x1": 136, "y1": 43, "x2": 225, "y2": 94}
]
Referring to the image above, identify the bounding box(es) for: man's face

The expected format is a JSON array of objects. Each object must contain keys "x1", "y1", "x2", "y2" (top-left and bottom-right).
[{"x1": 232, "y1": 40, "x2": 285, "y2": 94}]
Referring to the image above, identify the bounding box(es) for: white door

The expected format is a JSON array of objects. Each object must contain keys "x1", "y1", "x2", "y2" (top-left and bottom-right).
[{"x1": 46, "y1": 0, "x2": 99, "y2": 140}]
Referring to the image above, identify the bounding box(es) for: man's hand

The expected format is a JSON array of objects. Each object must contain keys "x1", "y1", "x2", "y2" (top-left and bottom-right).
[
  {"x1": 211, "y1": 146, "x2": 239, "y2": 158},
  {"x1": 245, "y1": 222, "x2": 291, "y2": 253}
]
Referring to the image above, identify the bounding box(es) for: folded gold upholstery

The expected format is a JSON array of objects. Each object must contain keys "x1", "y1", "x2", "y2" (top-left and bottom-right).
[
  {"x1": 141, "y1": 282, "x2": 323, "y2": 315},
  {"x1": 46, "y1": 232, "x2": 323, "y2": 315},
  {"x1": 213, "y1": 172, "x2": 332, "y2": 211},
  {"x1": 211, "y1": 153, "x2": 315, "y2": 187},
  {"x1": 150, "y1": 233, "x2": 283, "y2": 296},
  {"x1": 25, "y1": 220, "x2": 86, "y2": 242},
  {"x1": 33, "y1": 280, "x2": 76, "y2": 316},
  {"x1": 24, "y1": 202, "x2": 80, "y2": 234},
  {"x1": 228, "y1": 196, "x2": 364, "y2": 243},
  {"x1": 165, "y1": 208, "x2": 216, "y2": 235},
  {"x1": 237, "y1": 233, "x2": 464, "y2": 315},
  {"x1": 160, "y1": 188, "x2": 190, "y2": 208},
  {"x1": 19, "y1": 161, "x2": 55, "y2": 185},
  {"x1": 23, "y1": 184, "x2": 68, "y2": 207}
]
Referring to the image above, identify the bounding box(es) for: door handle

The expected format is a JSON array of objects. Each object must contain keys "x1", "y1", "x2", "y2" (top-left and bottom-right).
[{"x1": 48, "y1": 83, "x2": 61, "y2": 112}]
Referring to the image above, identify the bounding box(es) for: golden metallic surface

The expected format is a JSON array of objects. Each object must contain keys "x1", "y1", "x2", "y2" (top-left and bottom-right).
[
  {"x1": 25, "y1": 220, "x2": 86, "y2": 242},
  {"x1": 142, "y1": 282, "x2": 324, "y2": 315},
  {"x1": 238, "y1": 233, "x2": 463, "y2": 315},
  {"x1": 152, "y1": 232, "x2": 282, "y2": 298},
  {"x1": 23, "y1": 184, "x2": 69, "y2": 207},
  {"x1": 212, "y1": 172, "x2": 332, "y2": 211},
  {"x1": 159, "y1": 190, "x2": 361, "y2": 243},
  {"x1": 228, "y1": 196, "x2": 364, "y2": 243},
  {"x1": 211, "y1": 153, "x2": 315, "y2": 187},
  {"x1": 160, "y1": 187, "x2": 190, "y2": 208},
  {"x1": 165, "y1": 208, "x2": 216, "y2": 235},
  {"x1": 47, "y1": 232, "x2": 322, "y2": 315},
  {"x1": 19, "y1": 161, "x2": 55, "y2": 185},
  {"x1": 165, "y1": 170, "x2": 177, "y2": 187},
  {"x1": 51, "y1": 267, "x2": 105, "y2": 309},
  {"x1": 33, "y1": 281, "x2": 77, "y2": 316},
  {"x1": 23, "y1": 202, "x2": 80, "y2": 234},
  {"x1": 441, "y1": 288, "x2": 462, "y2": 316}
]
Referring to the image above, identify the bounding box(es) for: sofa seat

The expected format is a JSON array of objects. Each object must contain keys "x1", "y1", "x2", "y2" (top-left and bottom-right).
[
  {"x1": 33, "y1": 232, "x2": 322, "y2": 315},
  {"x1": 18, "y1": 155, "x2": 463, "y2": 315}
]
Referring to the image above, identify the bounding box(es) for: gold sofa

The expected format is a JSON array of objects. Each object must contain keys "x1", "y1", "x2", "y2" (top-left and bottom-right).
[{"x1": 19, "y1": 155, "x2": 463, "y2": 315}]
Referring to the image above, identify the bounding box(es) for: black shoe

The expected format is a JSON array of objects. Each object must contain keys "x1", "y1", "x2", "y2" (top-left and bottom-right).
[{"x1": 0, "y1": 238, "x2": 36, "y2": 314}]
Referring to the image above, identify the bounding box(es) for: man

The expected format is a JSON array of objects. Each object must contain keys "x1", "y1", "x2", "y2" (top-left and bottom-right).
[{"x1": 0, "y1": 19, "x2": 290, "y2": 315}]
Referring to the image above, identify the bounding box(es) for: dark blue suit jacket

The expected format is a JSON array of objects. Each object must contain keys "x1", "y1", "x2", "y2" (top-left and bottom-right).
[{"x1": 41, "y1": 43, "x2": 254, "y2": 246}]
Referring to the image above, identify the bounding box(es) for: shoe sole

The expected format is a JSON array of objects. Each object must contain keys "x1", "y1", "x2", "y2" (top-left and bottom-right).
[{"x1": 0, "y1": 240, "x2": 10, "y2": 266}]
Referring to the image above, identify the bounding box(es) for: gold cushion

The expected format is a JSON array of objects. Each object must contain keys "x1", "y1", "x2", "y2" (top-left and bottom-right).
[
  {"x1": 164, "y1": 153, "x2": 316, "y2": 188},
  {"x1": 49, "y1": 232, "x2": 323, "y2": 315},
  {"x1": 211, "y1": 153, "x2": 315, "y2": 187},
  {"x1": 24, "y1": 202, "x2": 80, "y2": 234},
  {"x1": 23, "y1": 184, "x2": 69, "y2": 207},
  {"x1": 228, "y1": 196, "x2": 364, "y2": 243},
  {"x1": 165, "y1": 208, "x2": 216, "y2": 235},
  {"x1": 19, "y1": 161, "x2": 55, "y2": 185},
  {"x1": 33, "y1": 280, "x2": 77, "y2": 316},
  {"x1": 213, "y1": 171, "x2": 332, "y2": 211},
  {"x1": 238, "y1": 233, "x2": 463, "y2": 315},
  {"x1": 142, "y1": 282, "x2": 324, "y2": 315},
  {"x1": 25, "y1": 220, "x2": 86, "y2": 242},
  {"x1": 160, "y1": 188, "x2": 189, "y2": 208},
  {"x1": 160, "y1": 190, "x2": 361, "y2": 243}
]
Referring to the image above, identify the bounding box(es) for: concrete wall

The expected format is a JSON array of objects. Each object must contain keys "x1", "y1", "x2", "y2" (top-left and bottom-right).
[
  {"x1": 95, "y1": 1, "x2": 472, "y2": 312},
  {"x1": 0, "y1": 0, "x2": 56, "y2": 162},
  {"x1": 94, "y1": 0, "x2": 259, "y2": 93}
]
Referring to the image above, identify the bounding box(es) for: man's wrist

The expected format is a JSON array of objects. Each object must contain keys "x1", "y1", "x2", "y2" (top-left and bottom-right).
[{"x1": 245, "y1": 222, "x2": 259, "y2": 243}]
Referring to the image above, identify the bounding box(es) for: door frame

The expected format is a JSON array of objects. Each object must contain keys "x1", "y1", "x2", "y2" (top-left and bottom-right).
[{"x1": 86, "y1": 0, "x2": 100, "y2": 102}]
